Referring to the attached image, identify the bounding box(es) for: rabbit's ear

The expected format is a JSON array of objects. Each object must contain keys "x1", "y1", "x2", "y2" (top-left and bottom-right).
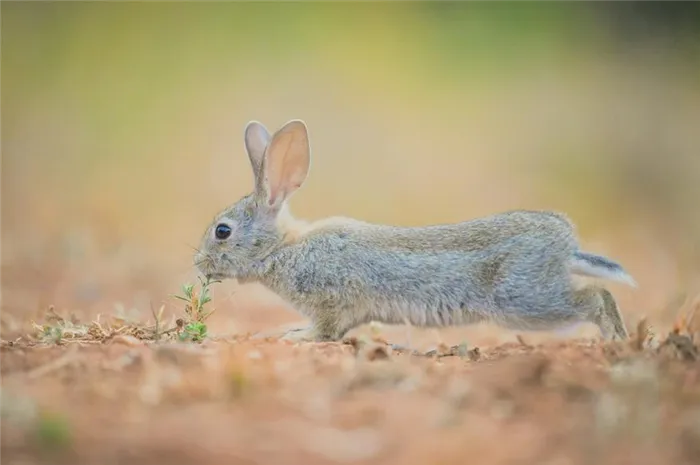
[
  {"x1": 244, "y1": 121, "x2": 271, "y2": 181},
  {"x1": 260, "y1": 120, "x2": 310, "y2": 208}
]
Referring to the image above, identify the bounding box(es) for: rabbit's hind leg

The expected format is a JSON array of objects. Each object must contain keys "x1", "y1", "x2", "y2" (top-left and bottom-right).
[
  {"x1": 595, "y1": 287, "x2": 629, "y2": 341},
  {"x1": 574, "y1": 285, "x2": 629, "y2": 341}
]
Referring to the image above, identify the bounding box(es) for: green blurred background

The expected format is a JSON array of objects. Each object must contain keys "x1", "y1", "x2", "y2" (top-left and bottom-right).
[{"x1": 2, "y1": 2, "x2": 700, "y2": 341}]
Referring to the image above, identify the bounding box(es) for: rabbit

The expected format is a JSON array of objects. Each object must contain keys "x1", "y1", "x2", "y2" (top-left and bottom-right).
[{"x1": 194, "y1": 119, "x2": 636, "y2": 343}]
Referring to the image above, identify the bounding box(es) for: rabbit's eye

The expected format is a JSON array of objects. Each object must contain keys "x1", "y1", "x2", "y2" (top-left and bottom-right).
[{"x1": 214, "y1": 224, "x2": 232, "y2": 240}]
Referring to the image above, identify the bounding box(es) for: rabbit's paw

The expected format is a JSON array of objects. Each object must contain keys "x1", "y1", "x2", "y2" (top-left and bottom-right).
[
  {"x1": 280, "y1": 325, "x2": 321, "y2": 343},
  {"x1": 251, "y1": 323, "x2": 305, "y2": 340}
]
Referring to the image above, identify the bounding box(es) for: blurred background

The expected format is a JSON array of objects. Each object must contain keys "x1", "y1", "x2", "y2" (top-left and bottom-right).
[{"x1": 2, "y1": 2, "x2": 700, "y2": 345}]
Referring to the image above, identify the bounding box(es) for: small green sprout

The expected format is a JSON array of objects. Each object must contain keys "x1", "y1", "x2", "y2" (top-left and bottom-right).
[
  {"x1": 171, "y1": 275, "x2": 220, "y2": 343},
  {"x1": 179, "y1": 321, "x2": 208, "y2": 343}
]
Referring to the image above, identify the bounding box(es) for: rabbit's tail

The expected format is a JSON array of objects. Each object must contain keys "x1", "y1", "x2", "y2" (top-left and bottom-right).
[{"x1": 569, "y1": 251, "x2": 637, "y2": 287}]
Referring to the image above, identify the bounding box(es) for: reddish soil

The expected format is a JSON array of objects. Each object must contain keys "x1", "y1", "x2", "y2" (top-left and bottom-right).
[{"x1": 2, "y1": 311, "x2": 700, "y2": 465}]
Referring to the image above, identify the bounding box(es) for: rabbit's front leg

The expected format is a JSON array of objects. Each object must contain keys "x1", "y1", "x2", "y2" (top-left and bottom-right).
[
  {"x1": 279, "y1": 325, "x2": 342, "y2": 343},
  {"x1": 280, "y1": 325, "x2": 321, "y2": 342},
  {"x1": 280, "y1": 314, "x2": 353, "y2": 343}
]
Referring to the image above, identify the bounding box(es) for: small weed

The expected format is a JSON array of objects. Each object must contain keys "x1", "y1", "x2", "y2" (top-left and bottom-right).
[
  {"x1": 171, "y1": 275, "x2": 220, "y2": 343},
  {"x1": 31, "y1": 306, "x2": 84, "y2": 344},
  {"x1": 179, "y1": 321, "x2": 208, "y2": 343},
  {"x1": 42, "y1": 326, "x2": 64, "y2": 344}
]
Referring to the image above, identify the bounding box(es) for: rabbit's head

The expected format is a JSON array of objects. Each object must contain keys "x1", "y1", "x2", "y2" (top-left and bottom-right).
[{"x1": 194, "y1": 120, "x2": 311, "y2": 282}]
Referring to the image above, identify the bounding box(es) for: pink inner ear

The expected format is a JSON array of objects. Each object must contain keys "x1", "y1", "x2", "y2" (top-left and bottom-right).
[{"x1": 263, "y1": 123, "x2": 309, "y2": 207}]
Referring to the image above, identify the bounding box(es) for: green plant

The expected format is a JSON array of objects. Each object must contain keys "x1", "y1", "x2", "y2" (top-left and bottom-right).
[
  {"x1": 172, "y1": 275, "x2": 219, "y2": 343},
  {"x1": 179, "y1": 321, "x2": 208, "y2": 342}
]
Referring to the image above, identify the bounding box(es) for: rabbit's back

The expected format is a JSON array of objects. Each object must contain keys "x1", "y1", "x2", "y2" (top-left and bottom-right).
[{"x1": 308, "y1": 209, "x2": 576, "y2": 253}]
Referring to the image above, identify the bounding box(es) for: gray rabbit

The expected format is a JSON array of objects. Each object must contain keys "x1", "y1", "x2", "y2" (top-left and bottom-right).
[{"x1": 194, "y1": 120, "x2": 635, "y2": 343}]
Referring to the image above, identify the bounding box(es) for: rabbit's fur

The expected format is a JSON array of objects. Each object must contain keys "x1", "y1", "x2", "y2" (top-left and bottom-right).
[{"x1": 195, "y1": 120, "x2": 635, "y2": 343}]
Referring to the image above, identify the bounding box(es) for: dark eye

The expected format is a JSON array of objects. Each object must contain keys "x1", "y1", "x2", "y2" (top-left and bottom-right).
[{"x1": 214, "y1": 224, "x2": 232, "y2": 240}]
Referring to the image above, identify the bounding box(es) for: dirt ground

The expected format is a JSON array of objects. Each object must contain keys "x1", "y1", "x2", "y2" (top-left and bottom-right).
[{"x1": 2, "y1": 289, "x2": 700, "y2": 465}]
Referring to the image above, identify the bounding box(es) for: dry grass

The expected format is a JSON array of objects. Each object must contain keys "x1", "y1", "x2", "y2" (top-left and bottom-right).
[{"x1": 9, "y1": 277, "x2": 220, "y2": 348}]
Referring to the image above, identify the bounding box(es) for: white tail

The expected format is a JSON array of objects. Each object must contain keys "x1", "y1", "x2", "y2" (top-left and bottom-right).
[{"x1": 569, "y1": 251, "x2": 637, "y2": 287}]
